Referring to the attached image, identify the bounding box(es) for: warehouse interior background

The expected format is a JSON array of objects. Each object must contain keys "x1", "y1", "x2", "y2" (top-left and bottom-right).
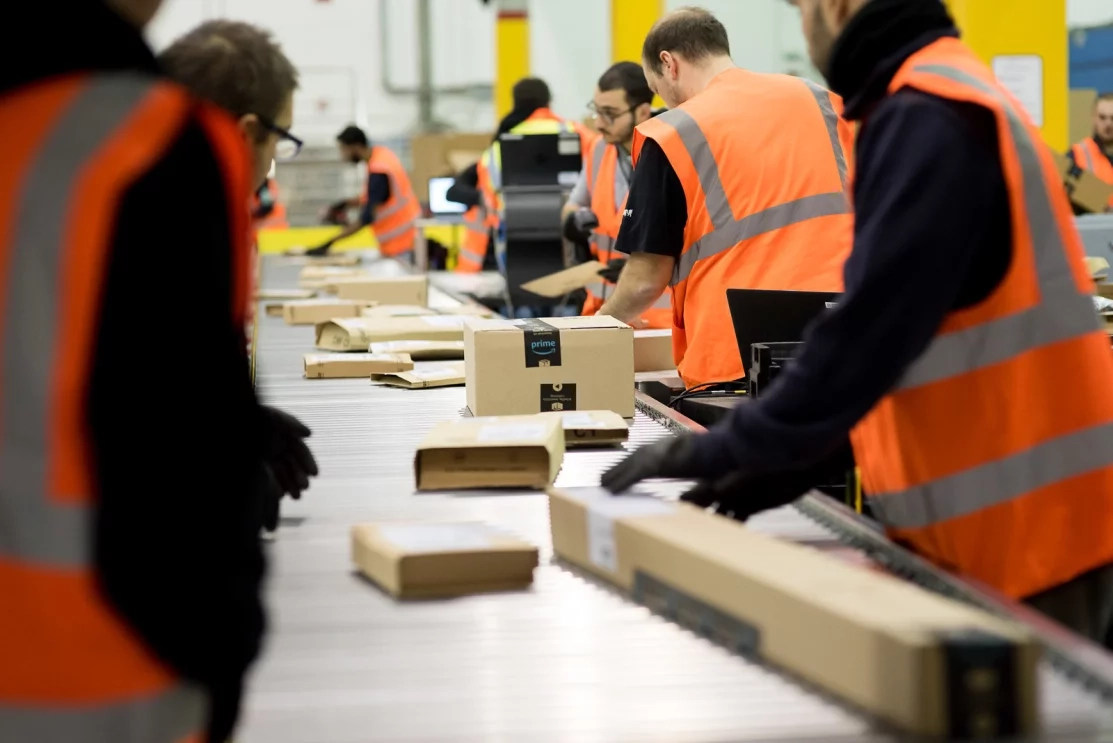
[{"x1": 144, "y1": 0, "x2": 1113, "y2": 229}]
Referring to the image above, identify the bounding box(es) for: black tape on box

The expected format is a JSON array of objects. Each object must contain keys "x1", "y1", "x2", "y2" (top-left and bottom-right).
[{"x1": 516, "y1": 318, "x2": 562, "y2": 368}]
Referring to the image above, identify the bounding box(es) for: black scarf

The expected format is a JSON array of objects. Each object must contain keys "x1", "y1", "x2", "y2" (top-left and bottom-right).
[{"x1": 826, "y1": 0, "x2": 958, "y2": 120}]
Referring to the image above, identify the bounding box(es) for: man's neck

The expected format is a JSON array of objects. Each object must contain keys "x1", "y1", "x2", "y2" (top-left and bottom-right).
[
  {"x1": 689, "y1": 56, "x2": 737, "y2": 96},
  {"x1": 619, "y1": 139, "x2": 632, "y2": 155}
]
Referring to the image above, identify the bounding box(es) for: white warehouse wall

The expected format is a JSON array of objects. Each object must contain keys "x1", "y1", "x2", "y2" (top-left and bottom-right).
[
  {"x1": 1068, "y1": 0, "x2": 1113, "y2": 27},
  {"x1": 528, "y1": 0, "x2": 611, "y2": 124}
]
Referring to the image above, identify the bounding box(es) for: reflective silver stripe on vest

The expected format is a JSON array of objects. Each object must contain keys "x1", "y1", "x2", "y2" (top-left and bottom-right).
[
  {"x1": 372, "y1": 169, "x2": 413, "y2": 221},
  {"x1": 485, "y1": 148, "x2": 502, "y2": 192},
  {"x1": 0, "y1": 76, "x2": 155, "y2": 567},
  {"x1": 0, "y1": 684, "x2": 206, "y2": 743},
  {"x1": 867, "y1": 63, "x2": 1107, "y2": 530},
  {"x1": 659, "y1": 81, "x2": 851, "y2": 287},
  {"x1": 1080, "y1": 141, "x2": 1096, "y2": 171},
  {"x1": 894, "y1": 64, "x2": 1101, "y2": 391},
  {"x1": 375, "y1": 220, "x2": 416, "y2": 245}
]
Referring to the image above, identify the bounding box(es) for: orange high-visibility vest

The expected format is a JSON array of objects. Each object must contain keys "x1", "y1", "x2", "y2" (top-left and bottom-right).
[
  {"x1": 851, "y1": 37, "x2": 1113, "y2": 600},
  {"x1": 456, "y1": 195, "x2": 497, "y2": 273},
  {"x1": 1071, "y1": 137, "x2": 1113, "y2": 210},
  {"x1": 252, "y1": 177, "x2": 288, "y2": 230},
  {"x1": 580, "y1": 137, "x2": 672, "y2": 329},
  {"x1": 364, "y1": 145, "x2": 420, "y2": 259},
  {"x1": 633, "y1": 69, "x2": 854, "y2": 387},
  {"x1": 0, "y1": 72, "x2": 253, "y2": 742}
]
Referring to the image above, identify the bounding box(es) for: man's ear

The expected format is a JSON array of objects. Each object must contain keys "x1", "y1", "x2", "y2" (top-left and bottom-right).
[
  {"x1": 635, "y1": 102, "x2": 653, "y2": 124},
  {"x1": 237, "y1": 113, "x2": 261, "y2": 142},
  {"x1": 659, "y1": 51, "x2": 678, "y2": 80}
]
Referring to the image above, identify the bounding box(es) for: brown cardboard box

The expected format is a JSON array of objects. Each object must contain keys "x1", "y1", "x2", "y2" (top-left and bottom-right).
[
  {"x1": 521, "y1": 262, "x2": 607, "y2": 298},
  {"x1": 411, "y1": 132, "x2": 492, "y2": 200},
  {"x1": 549, "y1": 487, "x2": 1041, "y2": 737},
  {"x1": 633, "y1": 329, "x2": 675, "y2": 372},
  {"x1": 316, "y1": 316, "x2": 469, "y2": 351},
  {"x1": 415, "y1": 414, "x2": 564, "y2": 491},
  {"x1": 283, "y1": 249, "x2": 362, "y2": 267},
  {"x1": 264, "y1": 303, "x2": 285, "y2": 317},
  {"x1": 255, "y1": 288, "x2": 316, "y2": 301},
  {"x1": 283, "y1": 299, "x2": 373, "y2": 326},
  {"x1": 465, "y1": 316, "x2": 635, "y2": 417},
  {"x1": 329, "y1": 275, "x2": 429, "y2": 306},
  {"x1": 372, "y1": 361, "x2": 466, "y2": 389},
  {"x1": 1085, "y1": 256, "x2": 1109, "y2": 282},
  {"x1": 369, "y1": 339, "x2": 465, "y2": 360},
  {"x1": 1070, "y1": 89, "x2": 1098, "y2": 147},
  {"x1": 304, "y1": 352, "x2": 413, "y2": 379},
  {"x1": 351, "y1": 521, "x2": 538, "y2": 598},
  {"x1": 1056, "y1": 152, "x2": 1113, "y2": 214},
  {"x1": 362, "y1": 304, "x2": 439, "y2": 319},
  {"x1": 543, "y1": 410, "x2": 629, "y2": 448}
]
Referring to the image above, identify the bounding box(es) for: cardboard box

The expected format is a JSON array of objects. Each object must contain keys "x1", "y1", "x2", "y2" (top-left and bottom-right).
[
  {"x1": 544, "y1": 410, "x2": 629, "y2": 448},
  {"x1": 415, "y1": 414, "x2": 564, "y2": 491},
  {"x1": 633, "y1": 329, "x2": 675, "y2": 372},
  {"x1": 1070, "y1": 89, "x2": 1098, "y2": 147},
  {"x1": 410, "y1": 132, "x2": 492, "y2": 201},
  {"x1": 264, "y1": 303, "x2": 285, "y2": 317},
  {"x1": 329, "y1": 275, "x2": 429, "y2": 306},
  {"x1": 255, "y1": 288, "x2": 316, "y2": 301},
  {"x1": 369, "y1": 339, "x2": 465, "y2": 360},
  {"x1": 465, "y1": 316, "x2": 634, "y2": 417},
  {"x1": 351, "y1": 521, "x2": 538, "y2": 598},
  {"x1": 1056, "y1": 152, "x2": 1113, "y2": 214},
  {"x1": 316, "y1": 316, "x2": 469, "y2": 351},
  {"x1": 304, "y1": 352, "x2": 413, "y2": 379},
  {"x1": 521, "y1": 261, "x2": 607, "y2": 298},
  {"x1": 549, "y1": 487, "x2": 1041, "y2": 738},
  {"x1": 283, "y1": 299, "x2": 373, "y2": 326},
  {"x1": 1086, "y1": 256, "x2": 1109, "y2": 282},
  {"x1": 372, "y1": 361, "x2": 466, "y2": 389}
]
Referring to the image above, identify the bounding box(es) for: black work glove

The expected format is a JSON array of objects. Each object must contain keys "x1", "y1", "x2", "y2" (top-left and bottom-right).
[
  {"x1": 601, "y1": 434, "x2": 702, "y2": 493},
  {"x1": 259, "y1": 405, "x2": 319, "y2": 500},
  {"x1": 597, "y1": 257, "x2": 626, "y2": 283},
  {"x1": 680, "y1": 468, "x2": 813, "y2": 522},
  {"x1": 304, "y1": 241, "x2": 334, "y2": 257},
  {"x1": 562, "y1": 208, "x2": 598, "y2": 247},
  {"x1": 258, "y1": 465, "x2": 282, "y2": 532}
]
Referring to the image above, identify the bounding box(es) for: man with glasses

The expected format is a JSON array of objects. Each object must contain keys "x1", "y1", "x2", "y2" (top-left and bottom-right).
[
  {"x1": 562, "y1": 61, "x2": 672, "y2": 328},
  {"x1": 305, "y1": 125, "x2": 421, "y2": 261}
]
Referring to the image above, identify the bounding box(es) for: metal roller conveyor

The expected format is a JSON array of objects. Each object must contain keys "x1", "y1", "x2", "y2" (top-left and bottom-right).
[{"x1": 239, "y1": 254, "x2": 1113, "y2": 742}]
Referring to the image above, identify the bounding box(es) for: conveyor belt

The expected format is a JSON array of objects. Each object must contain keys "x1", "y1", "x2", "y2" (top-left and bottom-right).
[{"x1": 240, "y1": 254, "x2": 1113, "y2": 743}]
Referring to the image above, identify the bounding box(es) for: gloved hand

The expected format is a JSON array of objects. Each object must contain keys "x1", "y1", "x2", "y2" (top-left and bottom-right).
[
  {"x1": 597, "y1": 258, "x2": 626, "y2": 283},
  {"x1": 562, "y1": 208, "x2": 598, "y2": 247},
  {"x1": 304, "y1": 242, "x2": 333, "y2": 257},
  {"x1": 259, "y1": 465, "x2": 282, "y2": 532},
  {"x1": 259, "y1": 405, "x2": 319, "y2": 500},
  {"x1": 679, "y1": 469, "x2": 809, "y2": 521},
  {"x1": 601, "y1": 433, "x2": 702, "y2": 493}
]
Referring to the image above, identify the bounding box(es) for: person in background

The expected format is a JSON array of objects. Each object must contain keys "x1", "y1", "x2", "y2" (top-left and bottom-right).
[
  {"x1": 0, "y1": 3, "x2": 294, "y2": 742},
  {"x1": 604, "y1": 0, "x2": 1113, "y2": 647},
  {"x1": 1070, "y1": 92, "x2": 1113, "y2": 212},
  {"x1": 461, "y1": 77, "x2": 595, "y2": 275},
  {"x1": 253, "y1": 176, "x2": 289, "y2": 230},
  {"x1": 306, "y1": 125, "x2": 421, "y2": 261},
  {"x1": 160, "y1": 20, "x2": 320, "y2": 534},
  {"x1": 562, "y1": 61, "x2": 672, "y2": 328},
  {"x1": 597, "y1": 8, "x2": 853, "y2": 385}
]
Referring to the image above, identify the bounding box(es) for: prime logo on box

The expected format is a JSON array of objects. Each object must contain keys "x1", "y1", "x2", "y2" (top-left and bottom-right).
[{"x1": 516, "y1": 318, "x2": 563, "y2": 368}]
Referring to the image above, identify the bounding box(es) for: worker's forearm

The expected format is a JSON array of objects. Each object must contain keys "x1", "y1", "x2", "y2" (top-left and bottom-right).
[{"x1": 599, "y1": 280, "x2": 661, "y2": 322}]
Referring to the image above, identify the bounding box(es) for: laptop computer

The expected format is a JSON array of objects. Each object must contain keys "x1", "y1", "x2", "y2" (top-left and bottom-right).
[
  {"x1": 427, "y1": 176, "x2": 467, "y2": 216},
  {"x1": 726, "y1": 288, "x2": 839, "y2": 378}
]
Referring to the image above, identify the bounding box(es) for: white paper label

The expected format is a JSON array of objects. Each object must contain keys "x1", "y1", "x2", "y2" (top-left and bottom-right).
[
  {"x1": 409, "y1": 366, "x2": 460, "y2": 380},
  {"x1": 421, "y1": 315, "x2": 466, "y2": 328},
  {"x1": 309, "y1": 353, "x2": 373, "y2": 362},
  {"x1": 992, "y1": 55, "x2": 1044, "y2": 126},
  {"x1": 559, "y1": 488, "x2": 675, "y2": 573},
  {"x1": 377, "y1": 523, "x2": 496, "y2": 553},
  {"x1": 476, "y1": 423, "x2": 549, "y2": 442},
  {"x1": 559, "y1": 412, "x2": 606, "y2": 429}
]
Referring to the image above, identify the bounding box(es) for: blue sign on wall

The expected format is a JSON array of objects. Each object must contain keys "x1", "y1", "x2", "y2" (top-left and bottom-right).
[{"x1": 1071, "y1": 25, "x2": 1113, "y2": 93}]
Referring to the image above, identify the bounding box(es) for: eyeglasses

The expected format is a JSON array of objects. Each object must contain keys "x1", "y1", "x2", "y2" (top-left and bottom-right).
[
  {"x1": 259, "y1": 116, "x2": 303, "y2": 160},
  {"x1": 587, "y1": 101, "x2": 635, "y2": 125}
]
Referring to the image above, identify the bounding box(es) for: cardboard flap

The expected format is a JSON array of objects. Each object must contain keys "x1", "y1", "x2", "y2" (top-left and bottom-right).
[
  {"x1": 371, "y1": 361, "x2": 466, "y2": 389},
  {"x1": 317, "y1": 316, "x2": 468, "y2": 351},
  {"x1": 1085, "y1": 256, "x2": 1110, "y2": 281},
  {"x1": 521, "y1": 261, "x2": 607, "y2": 298}
]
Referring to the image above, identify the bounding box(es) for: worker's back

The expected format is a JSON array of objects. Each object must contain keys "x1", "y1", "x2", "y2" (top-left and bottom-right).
[{"x1": 634, "y1": 68, "x2": 853, "y2": 386}]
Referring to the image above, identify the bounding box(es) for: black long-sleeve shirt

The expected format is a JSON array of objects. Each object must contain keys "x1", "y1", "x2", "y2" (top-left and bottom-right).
[
  {"x1": 686, "y1": 9, "x2": 1014, "y2": 483},
  {"x1": 2, "y1": 2, "x2": 266, "y2": 735}
]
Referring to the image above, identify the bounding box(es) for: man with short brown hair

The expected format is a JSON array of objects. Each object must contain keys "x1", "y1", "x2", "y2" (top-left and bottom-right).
[{"x1": 1070, "y1": 92, "x2": 1113, "y2": 212}]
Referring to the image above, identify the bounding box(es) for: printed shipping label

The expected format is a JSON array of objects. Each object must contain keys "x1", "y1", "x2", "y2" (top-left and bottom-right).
[
  {"x1": 476, "y1": 423, "x2": 549, "y2": 443},
  {"x1": 377, "y1": 523, "x2": 496, "y2": 553},
  {"x1": 586, "y1": 495, "x2": 677, "y2": 573},
  {"x1": 560, "y1": 412, "x2": 606, "y2": 429}
]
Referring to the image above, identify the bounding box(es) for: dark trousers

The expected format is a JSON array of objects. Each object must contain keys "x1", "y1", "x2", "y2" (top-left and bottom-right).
[{"x1": 1025, "y1": 562, "x2": 1113, "y2": 648}]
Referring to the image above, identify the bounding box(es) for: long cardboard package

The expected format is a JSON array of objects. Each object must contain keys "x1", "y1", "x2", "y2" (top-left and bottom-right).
[
  {"x1": 316, "y1": 316, "x2": 469, "y2": 351},
  {"x1": 351, "y1": 521, "x2": 539, "y2": 599},
  {"x1": 371, "y1": 361, "x2": 466, "y2": 389},
  {"x1": 283, "y1": 299, "x2": 373, "y2": 325},
  {"x1": 549, "y1": 487, "x2": 1040, "y2": 738},
  {"x1": 304, "y1": 352, "x2": 413, "y2": 379},
  {"x1": 329, "y1": 275, "x2": 428, "y2": 306}
]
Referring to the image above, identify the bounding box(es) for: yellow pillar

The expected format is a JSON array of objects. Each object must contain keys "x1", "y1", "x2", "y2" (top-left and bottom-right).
[
  {"x1": 494, "y1": 0, "x2": 530, "y2": 119},
  {"x1": 946, "y1": 0, "x2": 1068, "y2": 151},
  {"x1": 611, "y1": 0, "x2": 664, "y2": 106}
]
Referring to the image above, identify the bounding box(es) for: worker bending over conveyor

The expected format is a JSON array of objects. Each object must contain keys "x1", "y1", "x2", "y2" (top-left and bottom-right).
[
  {"x1": 606, "y1": 0, "x2": 1113, "y2": 647},
  {"x1": 596, "y1": 8, "x2": 854, "y2": 387},
  {"x1": 562, "y1": 62, "x2": 672, "y2": 328},
  {"x1": 307, "y1": 125, "x2": 421, "y2": 262}
]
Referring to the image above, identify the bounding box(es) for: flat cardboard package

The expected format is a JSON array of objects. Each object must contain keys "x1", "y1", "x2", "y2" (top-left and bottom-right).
[
  {"x1": 1056, "y1": 152, "x2": 1113, "y2": 214},
  {"x1": 549, "y1": 487, "x2": 1040, "y2": 738},
  {"x1": 521, "y1": 261, "x2": 607, "y2": 298},
  {"x1": 284, "y1": 249, "x2": 362, "y2": 267},
  {"x1": 329, "y1": 275, "x2": 429, "y2": 306},
  {"x1": 317, "y1": 316, "x2": 469, "y2": 351},
  {"x1": 634, "y1": 329, "x2": 675, "y2": 372},
  {"x1": 369, "y1": 339, "x2": 465, "y2": 360},
  {"x1": 298, "y1": 266, "x2": 370, "y2": 288},
  {"x1": 304, "y1": 352, "x2": 413, "y2": 379},
  {"x1": 283, "y1": 299, "x2": 373, "y2": 325},
  {"x1": 544, "y1": 410, "x2": 629, "y2": 448},
  {"x1": 362, "y1": 304, "x2": 439, "y2": 319},
  {"x1": 372, "y1": 361, "x2": 466, "y2": 389},
  {"x1": 256, "y1": 288, "x2": 316, "y2": 301},
  {"x1": 351, "y1": 521, "x2": 538, "y2": 598},
  {"x1": 465, "y1": 316, "x2": 634, "y2": 417},
  {"x1": 415, "y1": 414, "x2": 564, "y2": 491}
]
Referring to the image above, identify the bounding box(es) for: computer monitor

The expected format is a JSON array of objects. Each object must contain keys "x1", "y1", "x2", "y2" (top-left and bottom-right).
[
  {"x1": 726, "y1": 288, "x2": 840, "y2": 378},
  {"x1": 498, "y1": 132, "x2": 582, "y2": 188},
  {"x1": 427, "y1": 176, "x2": 466, "y2": 215}
]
